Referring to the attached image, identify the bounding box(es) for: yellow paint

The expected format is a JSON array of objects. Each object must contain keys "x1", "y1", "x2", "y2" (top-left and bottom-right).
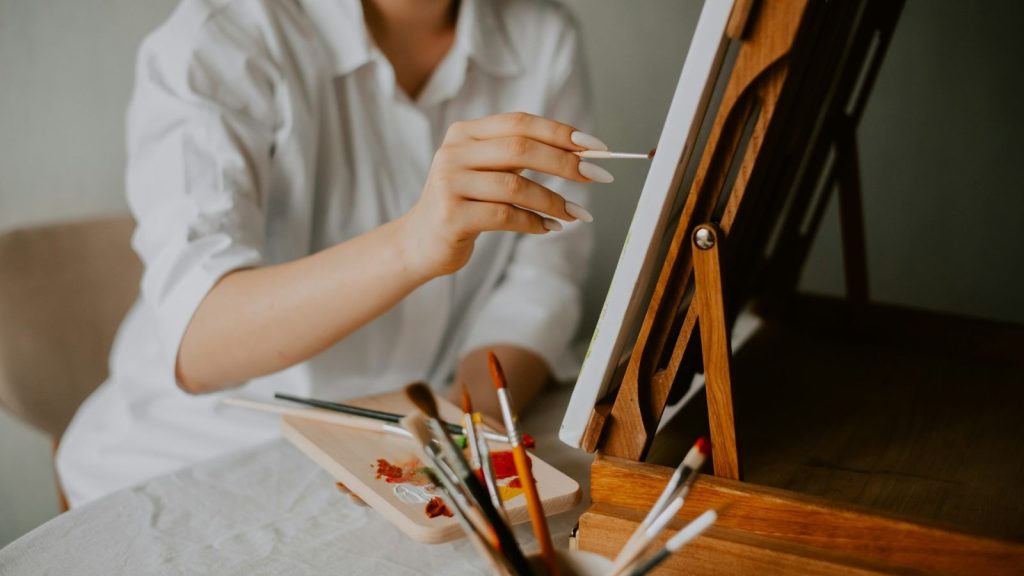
[{"x1": 498, "y1": 484, "x2": 523, "y2": 502}]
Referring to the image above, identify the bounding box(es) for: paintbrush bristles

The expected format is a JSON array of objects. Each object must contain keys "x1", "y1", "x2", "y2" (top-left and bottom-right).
[
  {"x1": 405, "y1": 382, "x2": 440, "y2": 420},
  {"x1": 487, "y1": 351, "x2": 508, "y2": 391},
  {"x1": 460, "y1": 383, "x2": 473, "y2": 414},
  {"x1": 399, "y1": 412, "x2": 434, "y2": 447}
]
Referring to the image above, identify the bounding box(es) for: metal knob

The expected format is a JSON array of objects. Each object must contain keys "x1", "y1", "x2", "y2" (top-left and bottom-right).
[{"x1": 694, "y1": 226, "x2": 715, "y2": 250}]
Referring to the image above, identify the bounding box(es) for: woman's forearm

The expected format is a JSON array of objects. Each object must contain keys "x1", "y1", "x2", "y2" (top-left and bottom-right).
[
  {"x1": 176, "y1": 112, "x2": 602, "y2": 394},
  {"x1": 176, "y1": 218, "x2": 428, "y2": 393}
]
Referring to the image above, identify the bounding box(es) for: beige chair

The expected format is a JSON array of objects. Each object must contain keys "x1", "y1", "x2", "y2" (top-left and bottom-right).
[{"x1": 0, "y1": 217, "x2": 141, "y2": 506}]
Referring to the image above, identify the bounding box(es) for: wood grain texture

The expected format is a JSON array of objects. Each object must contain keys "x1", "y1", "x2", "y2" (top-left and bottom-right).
[
  {"x1": 580, "y1": 400, "x2": 612, "y2": 454},
  {"x1": 726, "y1": 0, "x2": 757, "y2": 40},
  {"x1": 691, "y1": 226, "x2": 739, "y2": 480},
  {"x1": 282, "y1": 390, "x2": 580, "y2": 543},
  {"x1": 579, "y1": 504, "x2": 908, "y2": 576},
  {"x1": 600, "y1": 0, "x2": 810, "y2": 461},
  {"x1": 586, "y1": 456, "x2": 1024, "y2": 575}
]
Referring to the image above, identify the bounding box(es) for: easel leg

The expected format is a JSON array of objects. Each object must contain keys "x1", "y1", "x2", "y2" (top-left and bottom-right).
[
  {"x1": 692, "y1": 225, "x2": 740, "y2": 480},
  {"x1": 836, "y1": 118, "x2": 870, "y2": 311}
]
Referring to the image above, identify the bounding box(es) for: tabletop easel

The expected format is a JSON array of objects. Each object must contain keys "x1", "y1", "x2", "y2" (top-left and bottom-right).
[{"x1": 575, "y1": 1, "x2": 1024, "y2": 572}]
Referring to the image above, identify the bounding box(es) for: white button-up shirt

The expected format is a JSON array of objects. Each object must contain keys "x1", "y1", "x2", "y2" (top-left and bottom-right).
[{"x1": 57, "y1": 0, "x2": 593, "y2": 507}]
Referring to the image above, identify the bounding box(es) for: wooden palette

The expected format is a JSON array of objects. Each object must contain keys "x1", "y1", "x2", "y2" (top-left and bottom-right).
[{"x1": 281, "y1": 390, "x2": 581, "y2": 543}]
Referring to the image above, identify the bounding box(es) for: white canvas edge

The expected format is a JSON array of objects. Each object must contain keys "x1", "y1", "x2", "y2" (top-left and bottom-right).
[{"x1": 560, "y1": 0, "x2": 737, "y2": 448}]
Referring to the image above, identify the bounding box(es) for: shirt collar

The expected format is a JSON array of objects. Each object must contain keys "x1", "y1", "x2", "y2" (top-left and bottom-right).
[{"x1": 300, "y1": 0, "x2": 522, "y2": 79}]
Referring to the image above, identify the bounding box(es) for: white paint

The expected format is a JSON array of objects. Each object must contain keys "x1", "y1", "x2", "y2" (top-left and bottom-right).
[{"x1": 392, "y1": 483, "x2": 436, "y2": 505}]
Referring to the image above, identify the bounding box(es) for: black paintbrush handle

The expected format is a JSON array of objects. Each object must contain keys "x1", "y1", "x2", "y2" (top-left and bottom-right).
[
  {"x1": 274, "y1": 393, "x2": 468, "y2": 435},
  {"x1": 274, "y1": 393, "x2": 402, "y2": 422},
  {"x1": 628, "y1": 548, "x2": 670, "y2": 576},
  {"x1": 427, "y1": 419, "x2": 533, "y2": 575},
  {"x1": 463, "y1": 469, "x2": 534, "y2": 575}
]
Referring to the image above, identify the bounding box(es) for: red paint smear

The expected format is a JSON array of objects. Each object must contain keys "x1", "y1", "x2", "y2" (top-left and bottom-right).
[
  {"x1": 508, "y1": 478, "x2": 522, "y2": 489},
  {"x1": 425, "y1": 496, "x2": 453, "y2": 518},
  {"x1": 490, "y1": 450, "x2": 530, "y2": 479},
  {"x1": 375, "y1": 458, "x2": 406, "y2": 483}
]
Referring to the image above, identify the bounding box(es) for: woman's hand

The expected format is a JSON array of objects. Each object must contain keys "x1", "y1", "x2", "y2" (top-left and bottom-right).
[
  {"x1": 397, "y1": 112, "x2": 611, "y2": 280},
  {"x1": 175, "y1": 114, "x2": 608, "y2": 394}
]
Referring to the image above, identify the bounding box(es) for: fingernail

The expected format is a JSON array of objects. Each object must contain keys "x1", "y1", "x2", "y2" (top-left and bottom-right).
[
  {"x1": 571, "y1": 131, "x2": 608, "y2": 151},
  {"x1": 578, "y1": 161, "x2": 614, "y2": 183},
  {"x1": 565, "y1": 201, "x2": 594, "y2": 223},
  {"x1": 542, "y1": 218, "x2": 563, "y2": 232}
]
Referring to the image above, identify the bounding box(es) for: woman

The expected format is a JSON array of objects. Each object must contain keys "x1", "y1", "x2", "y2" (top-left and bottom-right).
[{"x1": 57, "y1": 0, "x2": 609, "y2": 507}]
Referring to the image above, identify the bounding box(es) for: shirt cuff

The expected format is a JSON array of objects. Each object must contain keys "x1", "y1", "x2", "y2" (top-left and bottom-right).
[{"x1": 143, "y1": 235, "x2": 263, "y2": 386}]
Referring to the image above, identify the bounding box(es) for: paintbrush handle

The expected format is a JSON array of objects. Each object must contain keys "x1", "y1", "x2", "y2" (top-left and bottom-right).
[
  {"x1": 473, "y1": 414, "x2": 505, "y2": 516},
  {"x1": 429, "y1": 420, "x2": 533, "y2": 576},
  {"x1": 224, "y1": 398, "x2": 398, "y2": 434},
  {"x1": 275, "y1": 393, "x2": 517, "y2": 443},
  {"x1": 625, "y1": 510, "x2": 717, "y2": 576},
  {"x1": 610, "y1": 498, "x2": 684, "y2": 575},
  {"x1": 488, "y1": 351, "x2": 557, "y2": 574},
  {"x1": 274, "y1": 393, "x2": 403, "y2": 422},
  {"x1": 422, "y1": 461, "x2": 513, "y2": 575},
  {"x1": 513, "y1": 444, "x2": 558, "y2": 576},
  {"x1": 463, "y1": 414, "x2": 481, "y2": 469},
  {"x1": 626, "y1": 549, "x2": 670, "y2": 576},
  {"x1": 574, "y1": 150, "x2": 651, "y2": 159}
]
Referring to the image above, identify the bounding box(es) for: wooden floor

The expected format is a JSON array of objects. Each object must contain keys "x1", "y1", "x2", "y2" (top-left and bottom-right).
[{"x1": 649, "y1": 296, "x2": 1024, "y2": 544}]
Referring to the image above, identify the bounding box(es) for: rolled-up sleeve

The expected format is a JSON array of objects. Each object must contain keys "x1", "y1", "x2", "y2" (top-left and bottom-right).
[
  {"x1": 459, "y1": 13, "x2": 596, "y2": 379},
  {"x1": 125, "y1": 14, "x2": 278, "y2": 382}
]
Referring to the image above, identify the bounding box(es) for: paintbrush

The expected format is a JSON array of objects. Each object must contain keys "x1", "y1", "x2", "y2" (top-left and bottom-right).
[
  {"x1": 274, "y1": 392, "x2": 534, "y2": 447},
  {"x1": 223, "y1": 397, "x2": 414, "y2": 437},
  {"x1": 624, "y1": 510, "x2": 718, "y2": 576},
  {"x1": 461, "y1": 385, "x2": 482, "y2": 470},
  {"x1": 400, "y1": 412, "x2": 514, "y2": 575},
  {"x1": 610, "y1": 438, "x2": 709, "y2": 575},
  {"x1": 405, "y1": 383, "x2": 533, "y2": 576},
  {"x1": 462, "y1": 385, "x2": 504, "y2": 516},
  {"x1": 574, "y1": 148, "x2": 656, "y2": 160},
  {"x1": 487, "y1": 351, "x2": 558, "y2": 576}
]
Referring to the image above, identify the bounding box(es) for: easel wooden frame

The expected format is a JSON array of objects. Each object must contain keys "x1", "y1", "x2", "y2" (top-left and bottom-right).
[{"x1": 574, "y1": 0, "x2": 1024, "y2": 572}]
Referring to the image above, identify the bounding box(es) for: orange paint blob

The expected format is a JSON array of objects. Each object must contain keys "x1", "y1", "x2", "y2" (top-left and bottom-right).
[
  {"x1": 375, "y1": 458, "x2": 405, "y2": 482},
  {"x1": 425, "y1": 496, "x2": 454, "y2": 518}
]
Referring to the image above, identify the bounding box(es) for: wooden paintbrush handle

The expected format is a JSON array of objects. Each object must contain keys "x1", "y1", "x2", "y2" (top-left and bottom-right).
[{"x1": 513, "y1": 445, "x2": 558, "y2": 575}]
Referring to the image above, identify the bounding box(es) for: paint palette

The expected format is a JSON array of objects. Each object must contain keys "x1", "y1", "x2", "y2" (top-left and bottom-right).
[{"x1": 282, "y1": 390, "x2": 581, "y2": 543}]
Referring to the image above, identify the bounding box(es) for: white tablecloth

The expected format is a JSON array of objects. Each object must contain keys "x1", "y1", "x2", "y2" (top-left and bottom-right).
[{"x1": 0, "y1": 387, "x2": 595, "y2": 575}]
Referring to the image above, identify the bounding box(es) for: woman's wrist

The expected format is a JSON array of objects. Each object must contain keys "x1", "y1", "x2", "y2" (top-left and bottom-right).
[{"x1": 390, "y1": 212, "x2": 441, "y2": 284}]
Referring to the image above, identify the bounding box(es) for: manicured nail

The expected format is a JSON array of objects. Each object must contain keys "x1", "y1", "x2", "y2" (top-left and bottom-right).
[
  {"x1": 571, "y1": 131, "x2": 608, "y2": 151},
  {"x1": 542, "y1": 218, "x2": 563, "y2": 232},
  {"x1": 565, "y1": 201, "x2": 594, "y2": 223},
  {"x1": 578, "y1": 161, "x2": 614, "y2": 183}
]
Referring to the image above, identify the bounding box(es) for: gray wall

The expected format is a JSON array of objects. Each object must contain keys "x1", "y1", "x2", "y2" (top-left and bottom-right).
[{"x1": 2, "y1": 0, "x2": 1022, "y2": 547}]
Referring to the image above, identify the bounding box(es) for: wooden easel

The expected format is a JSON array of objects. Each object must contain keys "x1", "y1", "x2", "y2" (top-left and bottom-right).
[{"x1": 576, "y1": 0, "x2": 1024, "y2": 573}]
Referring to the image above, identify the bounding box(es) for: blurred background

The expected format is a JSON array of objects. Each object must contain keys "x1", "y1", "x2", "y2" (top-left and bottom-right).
[{"x1": 1, "y1": 0, "x2": 1022, "y2": 547}]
